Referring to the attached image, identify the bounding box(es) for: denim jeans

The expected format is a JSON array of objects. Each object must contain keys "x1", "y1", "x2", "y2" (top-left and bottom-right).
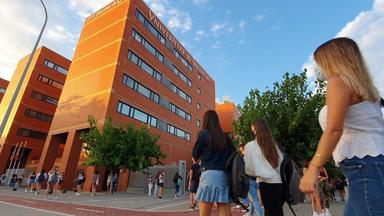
[
  {"x1": 247, "y1": 179, "x2": 264, "y2": 216},
  {"x1": 340, "y1": 155, "x2": 384, "y2": 216}
]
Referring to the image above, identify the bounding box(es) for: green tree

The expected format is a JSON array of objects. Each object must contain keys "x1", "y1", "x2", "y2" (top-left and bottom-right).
[
  {"x1": 233, "y1": 71, "x2": 326, "y2": 165},
  {"x1": 80, "y1": 116, "x2": 165, "y2": 192}
]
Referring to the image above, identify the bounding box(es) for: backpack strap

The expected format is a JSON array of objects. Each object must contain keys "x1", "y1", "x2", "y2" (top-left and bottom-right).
[{"x1": 288, "y1": 204, "x2": 297, "y2": 216}]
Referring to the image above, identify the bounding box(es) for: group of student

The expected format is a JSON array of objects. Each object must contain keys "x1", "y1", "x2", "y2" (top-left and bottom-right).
[
  {"x1": 191, "y1": 37, "x2": 384, "y2": 216},
  {"x1": 22, "y1": 168, "x2": 64, "y2": 198},
  {"x1": 147, "y1": 170, "x2": 165, "y2": 198}
]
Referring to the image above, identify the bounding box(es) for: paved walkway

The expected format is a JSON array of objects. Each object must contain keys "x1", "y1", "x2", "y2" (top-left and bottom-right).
[{"x1": 0, "y1": 186, "x2": 345, "y2": 215}]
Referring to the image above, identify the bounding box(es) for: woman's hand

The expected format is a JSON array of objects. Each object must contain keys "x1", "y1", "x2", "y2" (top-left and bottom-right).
[{"x1": 299, "y1": 164, "x2": 318, "y2": 193}]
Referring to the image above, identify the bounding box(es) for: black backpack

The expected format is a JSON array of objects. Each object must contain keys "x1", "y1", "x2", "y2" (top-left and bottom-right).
[
  {"x1": 225, "y1": 150, "x2": 249, "y2": 210},
  {"x1": 280, "y1": 153, "x2": 305, "y2": 216}
]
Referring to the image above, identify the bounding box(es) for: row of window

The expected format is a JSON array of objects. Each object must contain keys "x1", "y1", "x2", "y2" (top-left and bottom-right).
[
  {"x1": 135, "y1": 9, "x2": 193, "y2": 72},
  {"x1": 174, "y1": 49, "x2": 193, "y2": 71},
  {"x1": 169, "y1": 102, "x2": 191, "y2": 121},
  {"x1": 123, "y1": 74, "x2": 160, "y2": 104},
  {"x1": 172, "y1": 65, "x2": 192, "y2": 87},
  {"x1": 24, "y1": 108, "x2": 53, "y2": 122},
  {"x1": 38, "y1": 74, "x2": 64, "y2": 89},
  {"x1": 0, "y1": 87, "x2": 5, "y2": 94},
  {"x1": 132, "y1": 29, "x2": 164, "y2": 63},
  {"x1": 128, "y1": 51, "x2": 192, "y2": 104},
  {"x1": 31, "y1": 91, "x2": 58, "y2": 105},
  {"x1": 117, "y1": 101, "x2": 191, "y2": 141},
  {"x1": 128, "y1": 51, "x2": 162, "y2": 81},
  {"x1": 17, "y1": 128, "x2": 47, "y2": 140},
  {"x1": 44, "y1": 60, "x2": 68, "y2": 75},
  {"x1": 123, "y1": 74, "x2": 191, "y2": 122}
]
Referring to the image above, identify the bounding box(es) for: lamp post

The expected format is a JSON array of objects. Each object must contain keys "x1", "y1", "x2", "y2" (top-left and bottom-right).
[
  {"x1": 0, "y1": 0, "x2": 47, "y2": 178},
  {"x1": 0, "y1": 0, "x2": 48, "y2": 137}
]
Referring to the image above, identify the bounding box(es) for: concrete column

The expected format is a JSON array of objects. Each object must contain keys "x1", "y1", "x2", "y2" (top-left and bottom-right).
[
  {"x1": 58, "y1": 130, "x2": 83, "y2": 190},
  {"x1": 0, "y1": 144, "x2": 12, "y2": 174},
  {"x1": 37, "y1": 134, "x2": 63, "y2": 173}
]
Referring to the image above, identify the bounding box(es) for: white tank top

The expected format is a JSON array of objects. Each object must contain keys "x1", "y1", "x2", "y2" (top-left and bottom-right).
[{"x1": 319, "y1": 100, "x2": 384, "y2": 164}]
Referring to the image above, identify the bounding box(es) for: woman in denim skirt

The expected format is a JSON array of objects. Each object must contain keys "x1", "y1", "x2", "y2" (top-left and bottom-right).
[
  {"x1": 300, "y1": 37, "x2": 384, "y2": 216},
  {"x1": 193, "y1": 110, "x2": 235, "y2": 216}
]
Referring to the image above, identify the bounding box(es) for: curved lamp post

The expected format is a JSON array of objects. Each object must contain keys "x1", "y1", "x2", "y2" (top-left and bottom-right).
[{"x1": 0, "y1": 0, "x2": 47, "y2": 179}]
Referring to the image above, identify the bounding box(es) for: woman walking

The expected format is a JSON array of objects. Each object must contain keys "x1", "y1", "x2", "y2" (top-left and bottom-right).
[
  {"x1": 244, "y1": 119, "x2": 284, "y2": 216},
  {"x1": 25, "y1": 171, "x2": 36, "y2": 193},
  {"x1": 300, "y1": 37, "x2": 384, "y2": 215},
  {"x1": 193, "y1": 110, "x2": 235, "y2": 216},
  {"x1": 158, "y1": 170, "x2": 165, "y2": 199},
  {"x1": 91, "y1": 170, "x2": 99, "y2": 196},
  {"x1": 173, "y1": 172, "x2": 180, "y2": 198}
]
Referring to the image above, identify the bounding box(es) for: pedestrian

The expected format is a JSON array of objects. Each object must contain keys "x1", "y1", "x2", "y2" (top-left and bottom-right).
[
  {"x1": 73, "y1": 171, "x2": 85, "y2": 195},
  {"x1": 106, "y1": 173, "x2": 112, "y2": 193},
  {"x1": 46, "y1": 167, "x2": 58, "y2": 198},
  {"x1": 173, "y1": 172, "x2": 180, "y2": 198},
  {"x1": 188, "y1": 158, "x2": 200, "y2": 209},
  {"x1": 192, "y1": 110, "x2": 235, "y2": 216},
  {"x1": 0, "y1": 173, "x2": 6, "y2": 185},
  {"x1": 147, "y1": 174, "x2": 154, "y2": 197},
  {"x1": 316, "y1": 167, "x2": 331, "y2": 216},
  {"x1": 91, "y1": 170, "x2": 99, "y2": 196},
  {"x1": 35, "y1": 169, "x2": 47, "y2": 194},
  {"x1": 57, "y1": 172, "x2": 64, "y2": 192},
  {"x1": 300, "y1": 37, "x2": 384, "y2": 215},
  {"x1": 9, "y1": 174, "x2": 18, "y2": 190},
  {"x1": 25, "y1": 171, "x2": 36, "y2": 193},
  {"x1": 157, "y1": 170, "x2": 165, "y2": 199},
  {"x1": 244, "y1": 119, "x2": 284, "y2": 216},
  {"x1": 153, "y1": 171, "x2": 160, "y2": 198},
  {"x1": 112, "y1": 173, "x2": 118, "y2": 193}
]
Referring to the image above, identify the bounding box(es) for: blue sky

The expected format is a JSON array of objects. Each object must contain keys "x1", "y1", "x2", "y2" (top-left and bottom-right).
[{"x1": 1, "y1": 0, "x2": 383, "y2": 105}]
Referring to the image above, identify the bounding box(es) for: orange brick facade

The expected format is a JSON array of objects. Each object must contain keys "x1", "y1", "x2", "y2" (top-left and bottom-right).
[
  {"x1": 38, "y1": 0, "x2": 215, "y2": 192},
  {"x1": 216, "y1": 101, "x2": 240, "y2": 134},
  {"x1": 0, "y1": 47, "x2": 70, "y2": 174}
]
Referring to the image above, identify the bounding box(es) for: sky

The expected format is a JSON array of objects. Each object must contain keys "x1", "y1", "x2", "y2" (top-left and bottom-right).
[{"x1": 0, "y1": 0, "x2": 383, "y2": 106}]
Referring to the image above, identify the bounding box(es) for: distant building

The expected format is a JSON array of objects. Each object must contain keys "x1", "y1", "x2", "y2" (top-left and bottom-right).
[
  {"x1": 0, "y1": 77, "x2": 9, "y2": 103},
  {"x1": 38, "y1": 0, "x2": 215, "y2": 191},
  {"x1": 0, "y1": 46, "x2": 70, "y2": 174},
  {"x1": 216, "y1": 100, "x2": 241, "y2": 134}
]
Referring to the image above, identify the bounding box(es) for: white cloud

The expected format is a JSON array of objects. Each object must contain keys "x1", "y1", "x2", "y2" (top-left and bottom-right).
[
  {"x1": 195, "y1": 30, "x2": 206, "y2": 41},
  {"x1": 211, "y1": 22, "x2": 234, "y2": 36},
  {"x1": 0, "y1": 0, "x2": 81, "y2": 81},
  {"x1": 254, "y1": 14, "x2": 265, "y2": 22},
  {"x1": 211, "y1": 23, "x2": 226, "y2": 32},
  {"x1": 68, "y1": 0, "x2": 113, "y2": 18},
  {"x1": 192, "y1": 0, "x2": 209, "y2": 6},
  {"x1": 303, "y1": 0, "x2": 384, "y2": 96},
  {"x1": 238, "y1": 40, "x2": 245, "y2": 45},
  {"x1": 239, "y1": 20, "x2": 246, "y2": 30},
  {"x1": 144, "y1": 0, "x2": 193, "y2": 33},
  {"x1": 212, "y1": 41, "x2": 221, "y2": 49}
]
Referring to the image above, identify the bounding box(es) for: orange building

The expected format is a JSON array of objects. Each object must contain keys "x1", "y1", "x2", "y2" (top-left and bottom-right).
[
  {"x1": 0, "y1": 78, "x2": 9, "y2": 103},
  {"x1": 216, "y1": 100, "x2": 241, "y2": 133},
  {"x1": 0, "y1": 46, "x2": 70, "y2": 174},
  {"x1": 38, "y1": 0, "x2": 215, "y2": 191}
]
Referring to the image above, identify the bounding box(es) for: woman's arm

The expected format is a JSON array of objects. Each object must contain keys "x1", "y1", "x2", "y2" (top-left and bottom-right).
[{"x1": 192, "y1": 130, "x2": 206, "y2": 161}]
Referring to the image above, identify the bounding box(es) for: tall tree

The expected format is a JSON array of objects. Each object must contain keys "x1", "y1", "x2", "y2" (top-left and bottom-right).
[
  {"x1": 80, "y1": 116, "x2": 165, "y2": 191},
  {"x1": 233, "y1": 71, "x2": 326, "y2": 164}
]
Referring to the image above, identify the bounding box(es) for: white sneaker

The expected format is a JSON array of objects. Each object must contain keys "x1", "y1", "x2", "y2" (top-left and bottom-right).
[
  {"x1": 75, "y1": 192, "x2": 80, "y2": 196},
  {"x1": 325, "y1": 208, "x2": 332, "y2": 216},
  {"x1": 25, "y1": 189, "x2": 28, "y2": 192}
]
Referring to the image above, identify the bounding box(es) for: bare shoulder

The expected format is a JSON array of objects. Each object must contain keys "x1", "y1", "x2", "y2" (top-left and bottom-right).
[{"x1": 327, "y1": 77, "x2": 352, "y2": 99}]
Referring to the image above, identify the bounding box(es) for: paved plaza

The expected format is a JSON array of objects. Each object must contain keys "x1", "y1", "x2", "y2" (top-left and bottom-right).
[{"x1": 0, "y1": 186, "x2": 345, "y2": 216}]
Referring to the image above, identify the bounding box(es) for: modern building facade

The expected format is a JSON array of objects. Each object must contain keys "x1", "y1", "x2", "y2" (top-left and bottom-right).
[
  {"x1": 0, "y1": 78, "x2": 9, "y2": 103},
  {"x1": 0, "y1": 46, "x2": 70, "y2": 174},
  {"x1": 216, "y1": 100, "x2": 241, "y2": 134},
  {"x1": 38, "y1": 0, "x2": 215, "y2": 191}
]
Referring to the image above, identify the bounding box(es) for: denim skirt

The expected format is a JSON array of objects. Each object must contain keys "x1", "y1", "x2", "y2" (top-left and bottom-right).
[
  {"x1": 195, "y1": 170, "x2": 231, "y2": 203},
  {"x1": 340, "y1": 155, "x2": 384, "y2": 216}
]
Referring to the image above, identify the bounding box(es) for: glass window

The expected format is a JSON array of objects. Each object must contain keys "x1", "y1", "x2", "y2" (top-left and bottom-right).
[
  {"x1": 197, "y1": 119, "x2": 200, "y2": 127},
  {"x1": 137, "y1": 84, "x2": 151, "y2": 98},
  {"x1": 57, "y1": 66, "x2": 68, "y2": 75},
  {"x1": 197, "y1": 103, "x2": 201, "y2": 110},
  {"x1": 159, "y1": 35, "x2": 165, "y2": 44},
  {"x1": 187, "y1": 96, "x2": 192, "y2": 104},
  {"x1": 186, "y1": 114, "x2": 191, "y2": 122},
  {"x1": 133, "y1": 109, "x2": 148, "y2": 123},
  {"x1": 133, "y1": 31, "x2": 142, "y2": 42},
  {"x1": 144, "y1": 41, "x2": 156, "y2": 55},
  {"x1": 197, "y1": 87, "x2": 201, "y2": 95},
  {"x1": 136, "y1": 10, "x2": 145, "y2": 23},
  {"x1": 176, "y1": 129, "x2": 184, "y2": 138},
  {"x1": 157, "y1": 53, "x2": 164, "y2": 62},
  {"x1": 46, "y1": 97, "x2": 58, "y2": 105},
  {"x1": 153, "y1": 94, "x2": 160, "y2": 104},
  {"x1": 0, "y1": 88, "x2": 5, "y2": 93},
  {"x1": 125, "y1": 76, "x2": 135, "y2": 88},
  {"x1": 155, "y1": 72, "x2": 162, "y2": 81},
  {"x1": 150, "y1": 117, "x2": 157, "y2": 127},
  {"x1": 141, "y1": 61, "x2": 153, "y2": 75},
  {"x1": 167, "y1": 125, "x2": 175, "y2": 134},
  {"x1": 128, "y1": 52, "x2": 139, "y2": 64},
  {"x1": 120, "y1": 102, "x2": 130, "y2": 116},
  {"x1": 197, "y1": 73, "x2": 201, "y2": 79},
  {"x1": 179, "y1": 90, "x2": 187, "y2": 100}
]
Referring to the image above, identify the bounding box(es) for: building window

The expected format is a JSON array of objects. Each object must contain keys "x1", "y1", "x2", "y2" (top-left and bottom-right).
[
  {"x1": 17, "y1": 128, "x2": 47, "y2": 140},
  {"x1": 197, "y1": 73, "x2": 201, "y2": 80},
  {"x1": 122, "y1": 74, "x2": 160, "y2": 104},
  {"x1": 38, "y1": 74, "x2": 64, "y2": 89},
  {"x1": 44, "y1": 59, "x2": 68, "y2": 75},
  {"x1": 167, "y1": 124, "x2": 191, "y2": 141},
  {"x1": 0, "y1": 87, "x2": 6, "y2": 94},
  {"x1": 197, "y1": 103, "x2": 201, "y2": 110},
  {"x1": 24, "y1": 109, "x2": 53, "y2": 122},
  {"x1": 174, "y1": 49, "x2": 193, "y2": 72},
  {"x1": 31, "y1": 91, "x2": 58, "y2": 105},
  {"x1": 132, "y1": 29, "x2": 164, "y2": 63},
  {"x1": 172, "y1": 65, "x2": 192, "y2": 88},
  {"x1": 169, "y1": 102, "x2": 192, "y2": 122},
  {"x1": 197, "y1": 87, "x2": 201, "y2": 95},
  {"x1": 197, "y1": 119, "x2": 200, "y2": 127},
  {"x1": 117, "y1": 101, "x2": 158, "y2": 127}
]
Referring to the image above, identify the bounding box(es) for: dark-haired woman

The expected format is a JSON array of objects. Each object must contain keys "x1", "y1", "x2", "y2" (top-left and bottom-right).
[
  {"x1": 193, "y1": 110, "x2": 235, "y2": 216},
  {"x1": 244, "y1": 119, "x2": 284, "y2": 216}
]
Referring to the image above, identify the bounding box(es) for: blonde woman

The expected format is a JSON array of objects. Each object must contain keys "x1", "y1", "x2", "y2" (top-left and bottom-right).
[{"x1": 300, "y1": 37, "x2": 384, "y2": 215}]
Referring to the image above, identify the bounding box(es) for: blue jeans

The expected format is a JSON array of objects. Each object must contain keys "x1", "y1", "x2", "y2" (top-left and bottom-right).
[
  {"x1": 247, "y1": 179, "x2": 263, "y2": 216},
  {"x1": 340, "y1": 155, "x2": 384, "y2": 216}
]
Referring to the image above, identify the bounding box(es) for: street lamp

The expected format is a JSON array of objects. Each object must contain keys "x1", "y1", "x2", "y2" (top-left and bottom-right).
[{"x1": 0, "y1": 0, "x2": 48, "y2": 137}]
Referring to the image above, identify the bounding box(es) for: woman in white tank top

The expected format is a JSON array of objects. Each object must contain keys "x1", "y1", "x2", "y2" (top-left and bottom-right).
[{"x1": 299, "y1": 37, "x2": 384, "y2": 216}]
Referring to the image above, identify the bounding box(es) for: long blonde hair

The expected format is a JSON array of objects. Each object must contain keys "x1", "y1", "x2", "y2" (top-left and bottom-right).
[{"x1": 314, "y1": 37, "x2": 380, "y2": 102}]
